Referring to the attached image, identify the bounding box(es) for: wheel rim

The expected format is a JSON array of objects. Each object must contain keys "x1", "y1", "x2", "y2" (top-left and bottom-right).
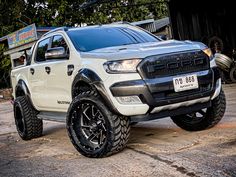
[
  {"x1": 15, "y1": 105, "x2": 25, "y2": 134},
  {"x1": 71, "y1": 102, "x2": 107, "y2": 151},
  {"x1": 181, "y1": 109, "x2": 207, "y2": 124}
]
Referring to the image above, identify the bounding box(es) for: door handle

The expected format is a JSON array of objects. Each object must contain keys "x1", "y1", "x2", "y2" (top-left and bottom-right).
[
  {"x1": 30, "y1": 68, "x2": 35, "y2": 75},
  {"x1": 45, "y1": 66, "x2": 51, "y2": 74},
  {"x1": 67, "y1": 65, "x2": 74, "y2": 76}
]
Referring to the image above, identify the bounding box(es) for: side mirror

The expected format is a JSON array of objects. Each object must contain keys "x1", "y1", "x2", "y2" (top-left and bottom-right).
[{"x1": 45, "y1": 47, "x2": 69, "y2": 60}]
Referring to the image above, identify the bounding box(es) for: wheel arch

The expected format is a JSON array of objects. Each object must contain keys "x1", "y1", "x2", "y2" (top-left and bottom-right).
[
  {"x1": 71, "y1": 68, "x2": 119, "y2": 114},
  {"x1": 71, "y1": 68, "x2": 101, "y2": 98},
  {"x1": 15, "y1": 79, "x2": 30, "y2": 98}
]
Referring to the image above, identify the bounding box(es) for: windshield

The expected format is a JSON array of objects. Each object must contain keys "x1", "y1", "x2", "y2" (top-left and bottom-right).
[{"x1": 67, "y1": 26, "x2": 160, "y2": 52}]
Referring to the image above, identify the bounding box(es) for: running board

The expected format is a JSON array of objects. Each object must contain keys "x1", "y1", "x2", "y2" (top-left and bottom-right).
[{"x1": 37, "y1": 111, "x2": 66, "y2": 122}]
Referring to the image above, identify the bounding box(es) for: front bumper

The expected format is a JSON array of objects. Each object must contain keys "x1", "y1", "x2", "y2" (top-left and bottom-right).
[{"x1": 109, "y1": 67, "x2": 221, "y2": 121}]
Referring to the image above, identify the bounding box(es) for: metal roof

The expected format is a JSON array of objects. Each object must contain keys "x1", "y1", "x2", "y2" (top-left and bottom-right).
[
  {"x1": 131, "y1": 19, "x2": 155, "y2": 26},
  {"x1": 131, "y1": 17, "x2": 170, "y2": 33},
  {"x1": 36, "y1": 27, "x2": 57, "y2": 32}
]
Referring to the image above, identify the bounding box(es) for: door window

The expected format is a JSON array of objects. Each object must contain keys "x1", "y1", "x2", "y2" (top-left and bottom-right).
[
  {"x1": 35, "y1": 38, "x2": 50, "y2": 62},
  {"x1": 52, "y1": 35, "x2": 69, "y2": 55}
]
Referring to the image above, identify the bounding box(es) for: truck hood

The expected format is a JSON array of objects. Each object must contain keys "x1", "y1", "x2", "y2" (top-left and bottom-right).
[{"x1": 80, "y1": 40, "x2": 207, "y2": 61}]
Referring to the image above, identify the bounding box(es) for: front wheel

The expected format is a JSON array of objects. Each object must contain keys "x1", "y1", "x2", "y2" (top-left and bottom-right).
[
  {"x1": 66, "y1": 91, "x2": 130, "y2": 158},
  {"x1": 171, "y1": 90, "x2": 226, "y2": 131}
]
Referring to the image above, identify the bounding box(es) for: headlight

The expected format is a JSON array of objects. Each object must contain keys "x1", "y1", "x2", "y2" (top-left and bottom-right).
[
  {"x1": 203, "y1": 48, "x2": 213, "y2": 60},
  {"x1": 203, "y1": 48, "x2": 216, "y2": 67},
  {"x1": 104, "y1": 58, "x2": 142, "y2": 73}
]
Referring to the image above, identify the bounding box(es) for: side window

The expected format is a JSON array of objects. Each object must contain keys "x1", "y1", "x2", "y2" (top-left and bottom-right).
[
  {"x1": 13, "y1": 55, "x2": 26, "y2": 67},
  {"x1": 52, "y1": 35, "x2": 69, "y2": 54},
  {"x1": 36, "y1": 38, "x2": 50, "y2": 62}
]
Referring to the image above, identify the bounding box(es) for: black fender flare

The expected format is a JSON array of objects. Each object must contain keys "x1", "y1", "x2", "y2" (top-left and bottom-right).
[
  {"x1": 15, "y1": 80, "x2": 39, "y2": 111},
  {"x1": 71, "y1": 69, "x2": 102, "y2": 98},
  {"x1": 71, "y1": 69, "x2": 120, "y2": 114},
  {"x1": 15, "y1": 80, "x2": 30, "y2": 98},
  {"x1": 76, "y1": 68, "x2": 101, "y2": 83}
]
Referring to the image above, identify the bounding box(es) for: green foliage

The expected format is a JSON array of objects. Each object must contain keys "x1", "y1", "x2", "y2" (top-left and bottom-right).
[
  {"x1": 0, "y1": 0, "x2": 168, "y2": 32},
  {"x1": 78, "y1": 0, "x2": 168, "y2": 25},
  {"x1": 0, "y1": 44, "x2": 11, "y2": 88},
  {"x1": 18, "y1": 0, "x2": 167, "y2": 26},
  {"x1": 0, "y1": 44, "x2": 10, "y2": 71}
]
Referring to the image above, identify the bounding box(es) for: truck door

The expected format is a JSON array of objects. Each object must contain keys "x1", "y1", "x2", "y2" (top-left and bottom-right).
[
  {"x1": 42, "y1": 35, "x2": 72, "y2": 112},
  {"x1": 28, "y1": 38, "x2": 50, "y2": 110}
]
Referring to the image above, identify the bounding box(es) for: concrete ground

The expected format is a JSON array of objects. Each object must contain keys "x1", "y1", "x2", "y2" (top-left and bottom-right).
[{"x1": 0, "y1": 84, "x2": 236, "y2": 177}]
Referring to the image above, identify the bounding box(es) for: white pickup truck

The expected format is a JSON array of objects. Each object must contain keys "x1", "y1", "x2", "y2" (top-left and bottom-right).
[{"x1": 11, "y1": 24, "x2": 226, "y2": 158}]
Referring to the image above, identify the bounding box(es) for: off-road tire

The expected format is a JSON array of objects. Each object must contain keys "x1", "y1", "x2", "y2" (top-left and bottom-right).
[
  {"x1": 171, "y1": 90, "x2": 226, "y2": 131},
  {"x1": 14, "y1": 96, "x2": 43, "y2": 140},
  {"x1": 66, "y1": 91, "x2": 130, "y2": 158}
]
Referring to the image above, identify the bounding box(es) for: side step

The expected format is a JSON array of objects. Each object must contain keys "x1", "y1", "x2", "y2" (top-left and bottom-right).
[{"x1": 37, "y1": 111, "x2": 67, "y2": 122}]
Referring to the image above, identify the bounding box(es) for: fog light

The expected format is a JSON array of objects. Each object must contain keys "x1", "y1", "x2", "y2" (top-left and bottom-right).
[{"x1": 116, "y1": 96, "x2": 142, "y2": 104}]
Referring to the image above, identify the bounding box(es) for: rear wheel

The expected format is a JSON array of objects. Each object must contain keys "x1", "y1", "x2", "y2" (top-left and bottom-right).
[
  {"x1": 171, "y1": 90, "x2": 226, "y2": 131},
  {"x1": 67, "y1": 91, "x2": 130, "y2": 158},
  {"x1": 14, "y1": 96, "x2": 43, "y2": 140}
]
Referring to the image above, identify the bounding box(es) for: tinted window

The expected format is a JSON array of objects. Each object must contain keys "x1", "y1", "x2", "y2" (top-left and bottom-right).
[
  {"x1": 36, "y1": 38, "x2": 50, "y2": 62},
  {"x1": 67, "y1": 26, "x2": 159, "y2": 52}
]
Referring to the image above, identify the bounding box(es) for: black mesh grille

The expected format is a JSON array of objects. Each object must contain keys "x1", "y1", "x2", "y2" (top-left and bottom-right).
[{"x1": 139, "y1": 51, "x2": 210, "y2": 79}]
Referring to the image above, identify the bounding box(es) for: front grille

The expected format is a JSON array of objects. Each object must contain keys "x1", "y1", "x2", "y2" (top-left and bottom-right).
[{"x1": 139, "y1": 51, "x2": 210, "y2": 79}]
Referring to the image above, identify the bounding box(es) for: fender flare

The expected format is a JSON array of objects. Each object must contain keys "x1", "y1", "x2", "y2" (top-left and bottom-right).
[
  {"x1": 71, "y1": 68, "x2": 102, "y2": 98},
  {"x1": 15, "y1": 80, "x2": 30, "y2": 98},
  {"x1": 76, "y1": 68, "x2": 101, "y2": 83},
  {"x1": 71, "y1": 69, "x2": 120, "y2": 114}
]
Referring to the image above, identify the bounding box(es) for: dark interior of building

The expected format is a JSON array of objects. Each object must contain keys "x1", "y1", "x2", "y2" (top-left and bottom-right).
[{"x1": 168, "y1": 0, "x2": 236, "y2": 58}]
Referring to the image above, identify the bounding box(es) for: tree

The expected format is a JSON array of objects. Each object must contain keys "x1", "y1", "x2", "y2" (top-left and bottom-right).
[
  {"x1": 78, "y1": 0, "x2": 168, "y2": 24},
  {"x1": 0, "y1": 44, "x2": 11, "y2": 88},
  {"x1": 0, "y1": 0, "x2": 25, "y2": 88}
]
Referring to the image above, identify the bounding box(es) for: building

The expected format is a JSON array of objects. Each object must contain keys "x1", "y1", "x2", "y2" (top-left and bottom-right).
[{"x1": 131, "y1": 17, "x2": 170, "y2": 39}]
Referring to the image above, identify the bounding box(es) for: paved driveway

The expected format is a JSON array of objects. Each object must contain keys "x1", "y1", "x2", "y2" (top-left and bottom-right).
[{"x1": 0, "y1": 84, "x2": 235, "y2": 177}]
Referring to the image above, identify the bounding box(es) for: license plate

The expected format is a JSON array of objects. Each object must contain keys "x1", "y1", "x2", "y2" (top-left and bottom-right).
[{"x1": 173, "y1": 74, "x2": 199, "y2": 92}]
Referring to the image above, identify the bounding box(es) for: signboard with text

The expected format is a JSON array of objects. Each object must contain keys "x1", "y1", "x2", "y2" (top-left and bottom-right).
[{"x1": 7, "y1": 24, "x2": 38, "y2": 49}]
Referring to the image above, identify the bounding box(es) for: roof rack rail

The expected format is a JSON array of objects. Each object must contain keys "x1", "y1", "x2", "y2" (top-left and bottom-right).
[{"x1": 42, "y1": 27, "x2": 69, "y2": 37}]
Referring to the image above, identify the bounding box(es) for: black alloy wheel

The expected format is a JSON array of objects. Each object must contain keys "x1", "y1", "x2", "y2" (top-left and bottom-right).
[
  {"x1": 67, "y1": 91, "x2": 130, "y2": 158},
  {"x1": 73, "y1": 102, "x2": 107, "y2": 151}
]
